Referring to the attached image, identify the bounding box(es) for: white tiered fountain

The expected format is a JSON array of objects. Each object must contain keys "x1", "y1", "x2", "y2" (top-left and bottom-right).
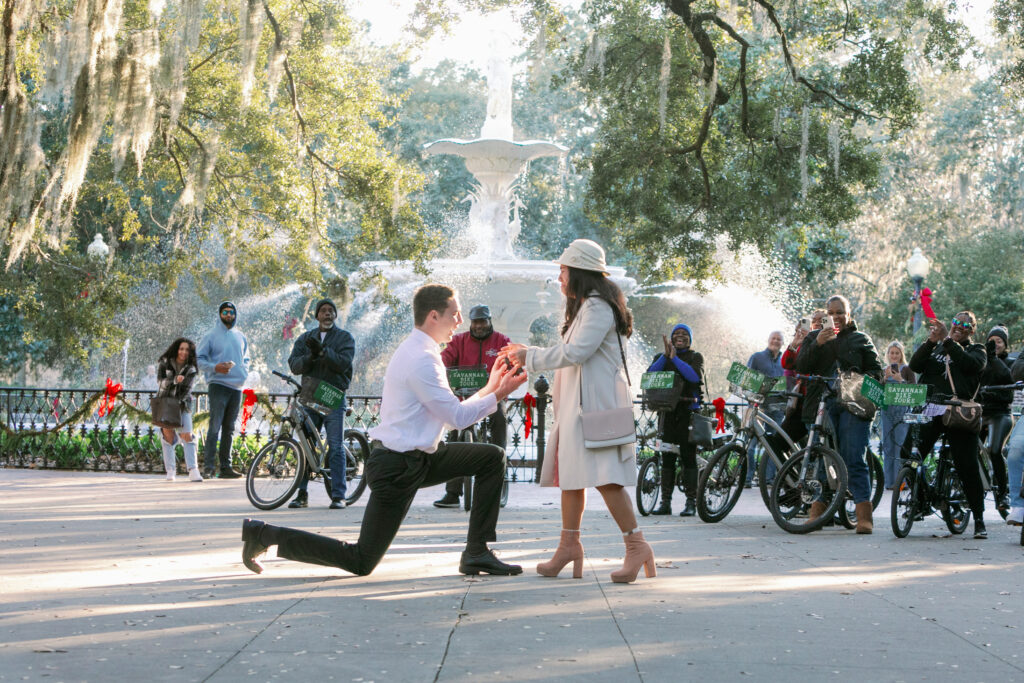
[{"x1": 354, "y1": 52, "x2": 634, "y2": 344}]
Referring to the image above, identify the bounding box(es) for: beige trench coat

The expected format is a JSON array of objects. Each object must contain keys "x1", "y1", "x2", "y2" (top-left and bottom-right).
[{"x1": 525, "y1": 296, "x2": 636, "y2": 489}]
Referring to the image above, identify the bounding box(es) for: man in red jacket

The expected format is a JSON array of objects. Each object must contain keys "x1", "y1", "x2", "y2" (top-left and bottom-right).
[{"x1": 434, "y1": 305, "x2": 512, "y2": 508}]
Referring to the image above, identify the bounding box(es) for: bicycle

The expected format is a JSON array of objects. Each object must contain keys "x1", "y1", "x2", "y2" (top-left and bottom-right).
[
  {"x1": 696, "y1": 387, "x2": 798, "y2": 523},
  {"x1": 890, "y1": 398, "x2": 973, "y2": 537},
  {"x1": 245, "y1": 370, "x2": 370, "y2": 510},
  {"x1": 636, "y1": 438, "x2": 717, "y2": 516},
  {"x1": 767, "y1": 375, "x2": 850, "y2": 534}
]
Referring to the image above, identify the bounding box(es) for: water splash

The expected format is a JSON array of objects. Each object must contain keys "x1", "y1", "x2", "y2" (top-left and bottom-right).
[
  {"x1": 799, "y1": 106, "x2": 809, "y2": 200},
  {"x1": 658, "y1": 33, "x2": 671, "y2": 133}
]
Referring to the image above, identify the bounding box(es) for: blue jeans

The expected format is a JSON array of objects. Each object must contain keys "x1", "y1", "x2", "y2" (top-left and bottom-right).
[
  {"x1": 826, "y1": 400, "x2": 872, "y2": 504},
  {"x1": 879, "y1": 405, "x2": 909, "y2": 489},
  {"x1": 297, "y1": 403, "x2": 347, "y2": 500},
  {"x1": 204, "y1": 383, "x2": 241, "y2": 472},
  {"x1": 1006, "y1": 418, "x2": 1024, "y2": 509}
]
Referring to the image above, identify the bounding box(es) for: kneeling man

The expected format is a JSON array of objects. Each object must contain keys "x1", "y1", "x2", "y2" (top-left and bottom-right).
[{"x1": 242, "y1": 283, "x2": 527, "y2": 576}]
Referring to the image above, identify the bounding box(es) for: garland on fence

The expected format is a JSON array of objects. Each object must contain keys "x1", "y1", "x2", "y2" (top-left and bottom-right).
[{"x1": 2, "y1": 388, "x2": 289, "y2": 444}]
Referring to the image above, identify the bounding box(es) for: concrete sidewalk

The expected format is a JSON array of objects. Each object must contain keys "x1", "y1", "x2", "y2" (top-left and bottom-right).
[{"x1": 1, "y1": 469, "x2": 1022, "y2": 682}]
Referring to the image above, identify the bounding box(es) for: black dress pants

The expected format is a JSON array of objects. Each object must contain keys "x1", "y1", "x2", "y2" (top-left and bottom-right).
[
  {"x1": 445, "y1": 402, "x2": 507, "y2": 495},
  {"x1": 272, "y1": 441, "x2": 506, "y2": 575}
]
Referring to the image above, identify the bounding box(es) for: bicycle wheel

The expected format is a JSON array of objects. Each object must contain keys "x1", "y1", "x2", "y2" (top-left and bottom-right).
[
  {"x1": 246, "y1": 437, "x2": 304, "y2": 510},
  {"x1": 636, "y1": 458, "x2": 661, "y2": 516},
  {"x1": 769, "y1": 445, "x2": 848, "y2": 534},
  {"x1": 891, "y1": 466, "x2": 917, "y2": 538},
  {"x1": 869, "y1": 449, "x2": 884, "y2": 510},
  {"x1": 343, "y1": 429, "x2": 369, "y2": 504},
  {"x1": 942, "y1": 467, "x2": 971, "y2": 534},
  {"x1": 696, "y1": 442, "x2": 747, "y2": 523}
]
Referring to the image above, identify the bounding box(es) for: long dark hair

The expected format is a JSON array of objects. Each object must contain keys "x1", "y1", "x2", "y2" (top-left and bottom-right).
[
  {"x1": 562, "y1": 267, "x2": 633, "y2": 337},
  {"x1": 160, "y1": 337, "x2": 197, "y2": 368}
]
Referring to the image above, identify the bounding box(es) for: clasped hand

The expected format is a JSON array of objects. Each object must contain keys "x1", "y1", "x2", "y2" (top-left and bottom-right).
[{"x1": 483, "y1": 348, "x2": 527, "y2": 400}]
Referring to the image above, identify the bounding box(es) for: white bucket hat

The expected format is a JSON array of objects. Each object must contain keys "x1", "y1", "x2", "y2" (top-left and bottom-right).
[{"x1": 556, "y1": 239, "x2": 609, "y2": 275}]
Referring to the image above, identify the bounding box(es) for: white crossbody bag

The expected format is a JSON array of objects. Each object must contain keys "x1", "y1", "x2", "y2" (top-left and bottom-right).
[{"x1": 579, "y1": 330, "x2": 636, "y2": 449}]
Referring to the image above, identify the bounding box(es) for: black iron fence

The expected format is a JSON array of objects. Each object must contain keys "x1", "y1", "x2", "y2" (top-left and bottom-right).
[{"x1": 0, "y1": 381, "x2": 746, "y2": 479}]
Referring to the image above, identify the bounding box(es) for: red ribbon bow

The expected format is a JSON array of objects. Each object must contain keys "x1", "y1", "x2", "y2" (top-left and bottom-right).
[
  {"x1": 711, "y1": 397, "x2": 727, "y2": 433},
  {"x1": 522, "y1": 393, "x2": 536, "y2": 439},
  {"x1": 98, "y1": 378, "x2": 122, "y2": 417},
  {"x1": 240, "y1": 388, "x2": 258, "y2": 434}
]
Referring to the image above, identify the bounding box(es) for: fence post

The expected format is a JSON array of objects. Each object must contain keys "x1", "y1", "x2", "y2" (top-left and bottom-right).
[{"x1": 532, "y1": 375, "x2": 549, "y2": 483}]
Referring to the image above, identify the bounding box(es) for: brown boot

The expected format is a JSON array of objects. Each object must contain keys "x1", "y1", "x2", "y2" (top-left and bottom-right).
[
  {"x1": 855, "y1": 501, "x2": 873, "y2": 534},
  {"x1": 610, "y1": 530, "x2": 656, "y2": 584},
  {"x1": 808, "y1": 500, "x2": 827, "y2": 522},
  {"x1": 537, "y1": 529, "x2": 584, "y2": 578}
]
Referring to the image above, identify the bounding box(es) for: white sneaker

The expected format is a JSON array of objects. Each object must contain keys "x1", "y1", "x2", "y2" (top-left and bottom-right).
[
  {"x1": 188, "y1": 468, "x2": 204, "y2": 482},
  {"x1": 1007, "y1": 507, "x2": 1024, "y2": 526},
  {"x1": 165, "y1": 471, "x2": 176, "y2": 482}
]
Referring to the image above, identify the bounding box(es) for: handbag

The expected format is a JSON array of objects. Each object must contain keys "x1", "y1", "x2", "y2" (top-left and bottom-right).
[
  {"x1": 580, "y1": 331, "x2": 637, "y2": 449},
  {"x1": 688, "y1": 411, "x2": 715, "y2": 449},
  {"x1": 151, "y1": 395, "x2": 183, "y2": 429},
  {"x1": 837, "y1": 370, "x2": 877, "y2": 420},
  {"x1": 940, "y1": 356, "x2": 982, "y2": 433}
]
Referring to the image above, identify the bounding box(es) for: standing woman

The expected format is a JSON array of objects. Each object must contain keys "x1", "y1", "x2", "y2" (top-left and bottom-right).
[
  {"x1": 503, "y1": 239, "x2": 654, "y2": 583},
  {"x1": 156, "y1": 338, "x2": 202, "y2": 482},
  {"x1": 880, "y1": 341, "x2": 915, "y2": 490},
  {"x1": 980, "y1": 325, "x2": 1013, "y2": 513}
]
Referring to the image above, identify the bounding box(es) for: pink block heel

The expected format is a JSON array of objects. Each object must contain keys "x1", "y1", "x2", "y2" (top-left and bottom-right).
[
  {"x1": 609, "y1": 530, "x2": 656, "y2": 584},
  {"x1": 537, "y1": 529, "x2": 584, "y2": 579}
]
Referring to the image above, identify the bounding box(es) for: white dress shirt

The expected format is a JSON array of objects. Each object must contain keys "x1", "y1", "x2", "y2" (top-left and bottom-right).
[{"x1": 368, "y1": 329, "x2": 497, "y2": 453}]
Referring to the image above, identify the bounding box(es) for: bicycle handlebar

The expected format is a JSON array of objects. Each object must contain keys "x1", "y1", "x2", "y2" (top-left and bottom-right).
[
  {"x1": 272, "y1": 370, "x2": 302, "y2": 391},
  {"x1": 794, "y1": 374, "x2": 838, "y2": 382},
  {"x1": 981, "y1": 382, "x2": 1024, "y2": 392}
]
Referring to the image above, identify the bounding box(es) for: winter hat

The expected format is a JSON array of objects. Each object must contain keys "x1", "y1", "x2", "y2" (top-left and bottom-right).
[
  {"x1": 988, "y1": 325, "x2": 1009, "y2": 347},
  {"x1": 219, "y1": 301, "x2": 236, "y2": 315},
  {"x1": 315, "y1": 298, "x2": 337, "y2": 317},
  {"x1": 671, "y1": 323, "x2": 693, "y2": 345},
  {"x1": 469, "y1": 304, "x2": 491, "y2": 320},
  {"x1": 556, "y1": 239, "x2": 609, "y2": 275}
]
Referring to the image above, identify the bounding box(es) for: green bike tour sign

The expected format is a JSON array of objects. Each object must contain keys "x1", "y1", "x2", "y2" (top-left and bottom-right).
[
  {"x1": 884, "y1": 383, "x2": 929, "y2": 407},
  {"x1": 726, "y1": 362, "x2": 781, "y2": 394},
  {"x1": 301, "y1": 377, "x2": 345, "y2": 411},
  {"x1": 641, "y1": 371, "x2": 676, "y2": 390},
  {"x1": 860, "y1": 376, "x2": 886, "y2": 407},
  {"x1": 447, "y1": 367, "x2": 488, "y2": 391}
]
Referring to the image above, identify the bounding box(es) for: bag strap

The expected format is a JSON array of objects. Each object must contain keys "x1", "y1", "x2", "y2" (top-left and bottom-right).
[{"x1": 944, "y1": 354, "x2": 981, "y2": 401}]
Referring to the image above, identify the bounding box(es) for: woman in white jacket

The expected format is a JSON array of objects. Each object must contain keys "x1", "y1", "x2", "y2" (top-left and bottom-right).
[{"x1": 504, "y1": 239, "x2": 655, "y2": 583}]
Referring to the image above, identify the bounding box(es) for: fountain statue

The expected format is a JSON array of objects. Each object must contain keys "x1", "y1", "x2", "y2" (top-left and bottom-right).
[{"x1": 354, "y1": 50, "x2": 635, "y2": 347}]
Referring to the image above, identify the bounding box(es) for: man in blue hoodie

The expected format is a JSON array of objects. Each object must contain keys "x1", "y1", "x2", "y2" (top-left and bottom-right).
[{"x1": 197, "y1": 301, "x2": 250, "y2": 478}]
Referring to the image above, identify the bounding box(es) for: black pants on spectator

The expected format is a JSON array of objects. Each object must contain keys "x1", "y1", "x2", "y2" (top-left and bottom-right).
[
  {"x1": 982, "y1": 414, "x2": 1012, "y2": 497},
  {"x1": 660, "y1": 443, "x2": 698, "y2": 501},
  {"x1": 445, "y1": 402, "x2": 507, "y2": 496},
  {"x1": 901, "y1": 417, "x2": 986, "y2": 520},
  {"x1": 264, "y1": 441, "x2": 506, "y2": 575}
]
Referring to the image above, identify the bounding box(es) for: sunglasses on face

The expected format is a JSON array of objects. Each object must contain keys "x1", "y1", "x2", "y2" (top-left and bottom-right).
[{"x1": 951, "y1": 319, "x2": 974, "y2": 330}]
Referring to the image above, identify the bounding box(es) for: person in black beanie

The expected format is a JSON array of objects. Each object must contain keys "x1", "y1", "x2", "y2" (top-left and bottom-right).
[
  {"x1": 285, "y1": 298, "x2": 356, "y2": 509},
  {"x1": 647, "y1": 323, "x2": 704, "y2": 517},
  {"x1": 980, "y1": 325, "x2": 1013, "y2": 512}
]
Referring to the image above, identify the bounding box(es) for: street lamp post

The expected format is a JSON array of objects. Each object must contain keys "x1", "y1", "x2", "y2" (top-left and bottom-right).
[{"x1": 906, "y1": 247, "x2": 930, "y2": 334}]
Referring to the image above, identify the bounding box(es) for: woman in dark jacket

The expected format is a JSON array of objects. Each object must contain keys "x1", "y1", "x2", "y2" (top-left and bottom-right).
[
  {"x1": 796, "y1": 294, "x2": 883, "y2": 533},
  {"x1": 647, "y1": 323, "x2": 703, "y2": 517},
  {"x1": 905, "y1": 311, "x2": 989, "y2": 538},
  {"x1": 156, "y1": 338, "x2": 201, "y2": 482},
  {"x1": 980, "y1": 325, "x2": 1013, "y2": 512}
]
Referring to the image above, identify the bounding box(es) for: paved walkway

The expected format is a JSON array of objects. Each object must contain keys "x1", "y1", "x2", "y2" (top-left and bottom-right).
[{"x1": 2, "y1": 469, "x2": 1023, "y2": 682}]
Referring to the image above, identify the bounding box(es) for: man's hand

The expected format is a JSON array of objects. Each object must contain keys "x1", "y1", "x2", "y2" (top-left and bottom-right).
[
  {"x1": 494, "y1": 363, "x2": 528, "y2": 401},
  {"x1": 815, "y1": 326, "x2": 837, "y2": 346},
  {"x1": 305, "y1": 335, "x2": 323, "y2": 355},
  {"x1": 174, "y1": 375, "x2": 184, "y2": 384},
  {"x1": 662, "y1": 334, "x2": 675, "y2": 359},
  {"x1": 214, "y1": 362, "x2": 232, "y2": 374}
]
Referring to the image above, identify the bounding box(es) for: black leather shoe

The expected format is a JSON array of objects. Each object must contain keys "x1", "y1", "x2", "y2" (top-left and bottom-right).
[
  {"x1": 329, "y1": 498, "x2": 346, "y2": 509},
  {"x1": 433, "y1": 492, "x2": 461, "y2": 508},
  {"x1": 459, "y1": 549, "x2": 523, "y2": 575},
  {"x1": 219, "y1": 468, "x2": 243, "y2": 479},
  {"x1": 651, "y1": 501, "x2": 672, "y2": 515},
  {"x1": 997, "y1": 493, "x2": 1011, "y2": 512},
  {"x1": 288, "y1": 491, "x2": 308, "y2": 508},
  {"x1": 242, "y1": 519, "x2": 268, "y2": 574},
  {"x1": 679, "y1": 499, "x2": 696, "y2": 517}
]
